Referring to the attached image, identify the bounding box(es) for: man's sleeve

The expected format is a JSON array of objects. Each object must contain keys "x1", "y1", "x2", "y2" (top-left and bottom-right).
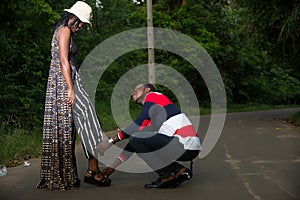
[{"x1": 117, "y1": 103, "x2": 153, "y2": 140}]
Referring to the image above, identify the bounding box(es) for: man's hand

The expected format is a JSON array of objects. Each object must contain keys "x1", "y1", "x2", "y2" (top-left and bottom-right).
[{"x1": 97, "y1": 140, "x2": 112, "y2": 154}]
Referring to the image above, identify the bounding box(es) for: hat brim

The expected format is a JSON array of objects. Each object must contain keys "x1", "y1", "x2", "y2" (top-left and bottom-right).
[{"x1": 64, "y1": 9, "x2": 91, "y2": 25}]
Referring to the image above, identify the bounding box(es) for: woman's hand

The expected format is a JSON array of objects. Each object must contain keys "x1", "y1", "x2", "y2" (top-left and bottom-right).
[{"x1": 67, "y1": 89, "x2": 75, "y2": 107}]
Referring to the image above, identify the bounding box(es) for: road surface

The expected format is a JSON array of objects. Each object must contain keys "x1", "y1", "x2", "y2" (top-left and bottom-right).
[{"x1": 0, "y1": 108, "x2": 299, "y2": 200}]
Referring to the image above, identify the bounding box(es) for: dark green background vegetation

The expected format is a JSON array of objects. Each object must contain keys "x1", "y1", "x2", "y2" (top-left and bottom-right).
[{"x1": 0, "y1": 0, "x2": 299, "y2": 165}]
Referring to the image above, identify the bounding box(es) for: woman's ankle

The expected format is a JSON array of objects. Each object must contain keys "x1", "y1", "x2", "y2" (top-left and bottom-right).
[{"x1": 88, "y1": 157, "x2": 99, "y2": 169}]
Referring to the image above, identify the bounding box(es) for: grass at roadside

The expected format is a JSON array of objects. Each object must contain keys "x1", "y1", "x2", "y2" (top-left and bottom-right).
[
  {"x1": 0, "y1": 104, "x2": 299, "y2": 167},
  {"x1": 0, "y1": 128, "x2": 42, "y2": 167},
  {"x1": 291, "y1": 111, "x2": 300, "y2": 127},
  {"x1": 226, "y1": 104, "x2": 299, "y2": 113}
]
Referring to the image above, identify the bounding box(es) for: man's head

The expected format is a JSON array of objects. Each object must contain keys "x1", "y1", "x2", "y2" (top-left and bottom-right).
[{"x1": 132, "y1": 83, "x2": 156, "y2": 104}]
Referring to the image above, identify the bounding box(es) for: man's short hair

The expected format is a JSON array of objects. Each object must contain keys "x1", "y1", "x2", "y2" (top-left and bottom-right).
[{"x1": 143, "y1": 83, "x2": 156, "y2": 92}]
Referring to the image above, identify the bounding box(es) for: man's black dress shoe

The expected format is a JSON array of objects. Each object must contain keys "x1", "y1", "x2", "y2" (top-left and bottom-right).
[
  {"x1": 175, "y1": 168, "x2": 192, "y2": 185},
  {"x1": 144, "y1": 177, "x2": 178, "y2": 189}
]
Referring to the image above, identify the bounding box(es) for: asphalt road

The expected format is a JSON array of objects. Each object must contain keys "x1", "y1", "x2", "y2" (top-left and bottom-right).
[{"x1": 0, "y1": 108, "x2": 300, "y2": 200}]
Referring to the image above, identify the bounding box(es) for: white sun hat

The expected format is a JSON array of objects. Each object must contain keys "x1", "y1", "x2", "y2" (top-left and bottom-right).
[{"x1": 64, "y1": 1, "x2": 92, "y2": 25}]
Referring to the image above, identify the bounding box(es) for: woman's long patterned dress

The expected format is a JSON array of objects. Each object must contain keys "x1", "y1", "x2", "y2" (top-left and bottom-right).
[{"x1": 37, "y1": 26, "x2": 79, "y2": 191}]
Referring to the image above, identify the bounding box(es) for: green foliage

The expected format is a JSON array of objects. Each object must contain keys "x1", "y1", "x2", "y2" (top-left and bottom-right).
[
  {"x1": 1, "y1": 0, "x2": 299, "y2": 133},
  {"x1": 0, "y1": 0, "x2": 59, "y2": 129}
]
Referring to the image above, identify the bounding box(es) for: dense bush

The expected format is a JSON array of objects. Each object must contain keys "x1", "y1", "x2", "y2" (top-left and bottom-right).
[
  {"x1": 0, "y1": 0, "x2": 59, "y2": 130},
  {"x1": 0, "y1": 0, "x2": 299, "y2": 133}
]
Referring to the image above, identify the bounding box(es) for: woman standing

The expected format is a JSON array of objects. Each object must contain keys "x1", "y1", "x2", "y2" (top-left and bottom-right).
[{"x1": 36, "y1": 1, "x2": 99, "y2": 191}]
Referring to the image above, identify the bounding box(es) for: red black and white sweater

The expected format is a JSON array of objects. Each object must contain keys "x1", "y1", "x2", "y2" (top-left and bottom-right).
[{"x1": 117, "y1": 92, "x2": 201, "y2": 161}]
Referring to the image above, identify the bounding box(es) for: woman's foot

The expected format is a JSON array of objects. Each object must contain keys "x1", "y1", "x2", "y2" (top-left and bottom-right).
[
  {"x1": 84, "y1": 169, "x2": 111, "y2": 186},
  {"x1": 101, "y1": 167, "x2": 115, "y2": 179}
]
